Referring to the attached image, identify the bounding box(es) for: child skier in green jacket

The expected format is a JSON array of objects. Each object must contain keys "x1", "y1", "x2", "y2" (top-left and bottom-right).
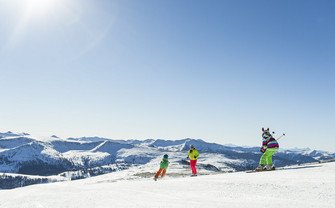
[{"x1": 154, "y1": 154, "x2": 169, "y2": 181}]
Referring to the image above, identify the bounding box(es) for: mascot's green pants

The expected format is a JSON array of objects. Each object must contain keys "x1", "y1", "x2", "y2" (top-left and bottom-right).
[{"x1": 259, "y1": 148, "x2": 278, "y2": 165}]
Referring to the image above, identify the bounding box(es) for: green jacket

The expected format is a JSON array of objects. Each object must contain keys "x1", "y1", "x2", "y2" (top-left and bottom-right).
[
  {"x1": 160, "y1": 158, "x2": 169, "y2": 169},
  {"x1": 187, "y1": 149, "x2": 199, "y2": 160}
]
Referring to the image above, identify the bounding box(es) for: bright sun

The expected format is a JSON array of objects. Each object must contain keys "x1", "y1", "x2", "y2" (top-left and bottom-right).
[
  {"x1": 2, "y1": 0, "x2": 72, "y2": 44},
  {"x1": 24, "y1": 0, "x2": 62, "y2": 17}
]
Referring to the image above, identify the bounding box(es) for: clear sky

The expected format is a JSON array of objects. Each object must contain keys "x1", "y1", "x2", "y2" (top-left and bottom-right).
[{"x1": 0, "y1": 0, "x2": 334, "y2": 151}]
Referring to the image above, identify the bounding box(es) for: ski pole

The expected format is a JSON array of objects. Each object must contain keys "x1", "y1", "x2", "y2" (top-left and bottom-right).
[{"x1": 276, "y1": 133, "x2": 286, "y2": 141}]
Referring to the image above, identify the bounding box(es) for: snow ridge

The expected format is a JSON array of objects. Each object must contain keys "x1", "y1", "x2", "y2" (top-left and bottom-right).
[{"x1": 1, "y1": 131, "x2": 335, "y2": 189}]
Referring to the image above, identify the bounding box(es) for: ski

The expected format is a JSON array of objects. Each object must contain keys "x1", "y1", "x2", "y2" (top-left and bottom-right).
[{"x1": 246, "y1": 168, "x2": 275, "y2": 173}]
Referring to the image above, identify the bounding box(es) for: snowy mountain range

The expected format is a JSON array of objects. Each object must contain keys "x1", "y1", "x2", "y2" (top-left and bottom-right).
[{"x1": 1, "y1": 131, "x2": 334, "y2": 189}]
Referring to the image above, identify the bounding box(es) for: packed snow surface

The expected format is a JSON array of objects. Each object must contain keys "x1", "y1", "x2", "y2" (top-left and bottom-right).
[{"x1": 1, "y1": 162, "x2": 334, "y2": 208}]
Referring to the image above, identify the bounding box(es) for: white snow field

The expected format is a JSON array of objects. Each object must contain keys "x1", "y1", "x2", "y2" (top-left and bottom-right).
[{"x1": 1, "y1": 162, "x2": 334, "y2": 208}]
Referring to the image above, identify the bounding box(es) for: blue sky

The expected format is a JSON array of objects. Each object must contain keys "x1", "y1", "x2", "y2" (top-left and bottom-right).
[{"x1": 0, "y1": 0, "x2": 334, "y2": 151}]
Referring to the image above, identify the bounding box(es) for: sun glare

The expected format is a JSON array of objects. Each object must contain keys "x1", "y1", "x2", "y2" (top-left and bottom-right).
[
  {"x1": 1, "y1": 0, "x2": 77, "y2": 47},
  {"x1": 25, "y1": 0, "x2": 62, "y2": 17}
]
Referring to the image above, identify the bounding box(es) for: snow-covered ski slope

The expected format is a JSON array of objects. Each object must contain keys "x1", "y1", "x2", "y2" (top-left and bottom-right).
[{"x1": 1, "y1": 162, "x2": 334, "y2": 208}]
